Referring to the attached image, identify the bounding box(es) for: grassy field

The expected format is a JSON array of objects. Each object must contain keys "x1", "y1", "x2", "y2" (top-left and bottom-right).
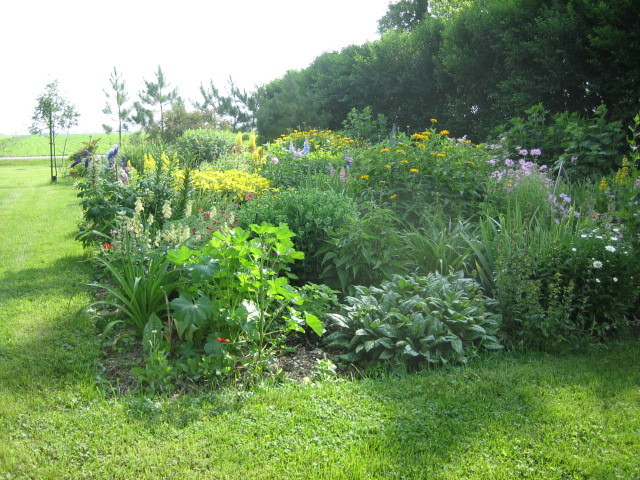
[
  {"x1": 0, "y1": 160, "x2": 639, "y2": 479},
  {"x1": 0, "y1": 133, "x2": 131, "y2": 157}
]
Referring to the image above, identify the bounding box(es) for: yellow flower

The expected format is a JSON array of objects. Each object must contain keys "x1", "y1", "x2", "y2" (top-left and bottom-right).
[
  {"x1": 380, "y1": 148, "x2": 390, "y2": 153},
  {"x1": 389, "y1": 194, "x2": 398, "y2": 199},
  {"x1": 430, "y1": 118, "x2": 437, "y2": 123},
  {"x1": 410, "y1": 168, "x2": 419, "y2": 173},
  {"x1": 396, "y1": 149, "x2": 405, "y2": 153},
  {"x1": 437, "y1": 153, "x2": 446, "y2": 157},
  {"x1": 385, "y1": 164, "x2": 392, "y2": 169},
  {"x1": 400, "y1": 160, "x2": 409, "y2": 164},
  {"x1": 439, "y1": 130, "x2": 450, "y2": 135},
  {"x1": 360, "y1": 174, "x2": 370, "y2": 180},
  {"x1": 599, "y1": 178, "x2": 609, "y2": 191}
]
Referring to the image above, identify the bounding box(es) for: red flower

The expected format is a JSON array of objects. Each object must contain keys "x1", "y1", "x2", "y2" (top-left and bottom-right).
[
  {"x1": 217, "y1": 337, "x2": 230, "y2": 344},
  {"x1": 206, "y1": 226, "x2": 213, "y2": 230},
  {"x1": 198, "y1": 208, "x2": 204, "y2": 212},
  {"x1": 102, "y1": 243, "x2": 113, "y2": 250}
]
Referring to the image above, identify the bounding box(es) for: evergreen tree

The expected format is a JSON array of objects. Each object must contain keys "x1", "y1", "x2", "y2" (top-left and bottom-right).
[
  {"x1": 102, "y1": 67, "x2": 132, "y2": 147},
  {"x1": 133, "y1": 66, "x2": 180, "y2": 142}
]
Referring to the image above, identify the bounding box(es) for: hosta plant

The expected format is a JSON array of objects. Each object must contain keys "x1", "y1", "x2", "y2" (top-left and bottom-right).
[{"x1": 324, "y1": 272, "x2": 502, "y2": 369}]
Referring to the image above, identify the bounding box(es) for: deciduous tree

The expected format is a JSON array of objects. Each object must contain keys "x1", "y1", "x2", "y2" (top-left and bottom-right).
[{"x1": 30, "y1": 80, "x2": 79, "y2": 181}]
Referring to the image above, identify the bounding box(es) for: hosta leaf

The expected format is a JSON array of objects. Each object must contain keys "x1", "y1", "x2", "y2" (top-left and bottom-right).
[
  {"x1": 450, "y1": 336, "x2": 463, "y2": 354},
  {"x1": 326, "y1": 313, "x2": 349, "y2": 329},
  {"x1": 364, "y1": 340, "x2": 376, "y2": 352},
  {"x1": 378, "y1": 349, "x2": 395, "y2": 360}
]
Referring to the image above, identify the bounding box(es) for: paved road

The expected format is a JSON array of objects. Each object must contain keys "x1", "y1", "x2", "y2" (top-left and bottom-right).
[{"x1": 0, "y1": 155, "x2": 105, "y2": 161}]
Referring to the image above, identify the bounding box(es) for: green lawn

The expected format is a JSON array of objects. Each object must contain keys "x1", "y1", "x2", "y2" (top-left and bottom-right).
[
  {"x1": 0, "y1": 133, "x2": 130, "y2": 157},
  {"x1": 0, "y1": 160, "x2": 639, "y2": 479}
]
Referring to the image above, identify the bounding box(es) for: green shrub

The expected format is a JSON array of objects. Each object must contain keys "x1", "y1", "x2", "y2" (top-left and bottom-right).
[
  {"x1": 237, "y1": 188, "x2": 358, "y2": 284},
  {"x1": 320, "y1": 204, "x2": 406, "y2": 293},
  {"x1": 173, "y1": 128, "x2": 236, "y2": 167},
  {"x1": 324, "y1": 272, "x2": 502, "y2": 368},
  {"x1": 341, "y1": 106, "x2": 389, "y2": 145},
  {"x1": 560, "y1": 225, "x2": 639, "y2": 332},
  {"x1": 492, "y1": 103, "x2": 625, "y2": 179},
  {"x1": 347, "y1": 127, "x2": 492, "y2": 220},
  {"x1": 480, "y1": 200, "x2": 639, "y2": 349},
  {"x1": 259, "y1": 151, "x2": 345, "y2": 190},
  {"x1": 165, "y1": 223, "x2": 322, "y2": 385}
]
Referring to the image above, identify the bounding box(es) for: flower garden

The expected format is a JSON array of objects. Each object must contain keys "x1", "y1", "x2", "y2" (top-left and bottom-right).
[{"x1": 71, "y1": 112, "x2": 640, "y2": 392}]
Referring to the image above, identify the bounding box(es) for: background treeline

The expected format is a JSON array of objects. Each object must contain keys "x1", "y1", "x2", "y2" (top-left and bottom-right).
[{"x1": 253, "y1": 0, "x2": 640, "y2": 141}]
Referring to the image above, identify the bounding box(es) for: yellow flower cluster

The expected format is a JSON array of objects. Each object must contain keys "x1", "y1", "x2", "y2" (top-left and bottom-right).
[
  {"x1": 143, "y1": 154, "x2": 157, "y2": 173},
  {"x1": 276, "y1": 129, "x2": 356, "y2": 153},
  {"x1": 411, "y1": 132, "x2": 430, "y2": 141},
  {"x1": 175, "y1": 168, "x2": 272, "y2": 201},
  {"x1": 599, "y1": 178, "x2": 609, "y2": 192},
  {"x1": 615, "y1": 157, "x2": 633, "y2": 185}
]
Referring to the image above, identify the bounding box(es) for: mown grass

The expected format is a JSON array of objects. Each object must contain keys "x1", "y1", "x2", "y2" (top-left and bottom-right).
[
  {"x1": 0, "y1": 133, "x2": 130, "y2": 157},
  {"x1": 0, "y1": 160, "x2": 639, "y2": 479}
]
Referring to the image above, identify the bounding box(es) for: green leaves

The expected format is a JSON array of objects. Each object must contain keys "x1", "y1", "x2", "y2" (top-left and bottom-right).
[
  {"x1": 324, "y1": 272, "x2": 502, "y2": 368},
  {"x1": 170, "y1": 294, "x2": 214, "y2": 342},
  {"x1": 88, "y1": 253, "x2": 180, "y2": 335}
]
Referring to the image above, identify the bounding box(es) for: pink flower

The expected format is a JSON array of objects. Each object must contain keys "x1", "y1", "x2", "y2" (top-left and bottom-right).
[
  {"x1": 245, "y1": 192, "x2": 255, "y2": 202},
  {"x1": 530, "y1": 148, "x2": 542, "y2": 156}
]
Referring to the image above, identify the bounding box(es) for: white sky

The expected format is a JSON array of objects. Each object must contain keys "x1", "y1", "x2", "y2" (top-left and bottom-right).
[{"x1": 0, "y1": 0, "x2": 392, "y2": 135}]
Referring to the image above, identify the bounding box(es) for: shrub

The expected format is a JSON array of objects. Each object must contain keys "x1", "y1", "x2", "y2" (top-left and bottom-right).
[
  {"x1": 492, "y1": 103, "x2": 625, "y2": 179},
  {"x1": 324, "y1": 272, "x2": 502, "y2": 368},
  {"x1": 237, "y1": 188, "x2": 358, "y2": 284},
  {"x1": 560, "y1": 224, "x2": 639, "y2": 333},
  {"x1": 173, "y1": 128, "x2": 236, "y2": 167},
  {"x1": 165, "y1": 223, "x2": 323, "y2": 384},
  {"x1": 480, "y1": 201, "x2": 639, "y2": 349},
  {"x1": 341, "y1": 106, "x2": 389, "y2": 145},
  {"x1": 319, "y1": 204, "x2": 407, "y2": 293},
  {"x1": 259, "y1": 151, "x2": 345, "y2": 190},
  {"x1": 346, "y1": 126, "x2": 493, "y2": 220}
]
